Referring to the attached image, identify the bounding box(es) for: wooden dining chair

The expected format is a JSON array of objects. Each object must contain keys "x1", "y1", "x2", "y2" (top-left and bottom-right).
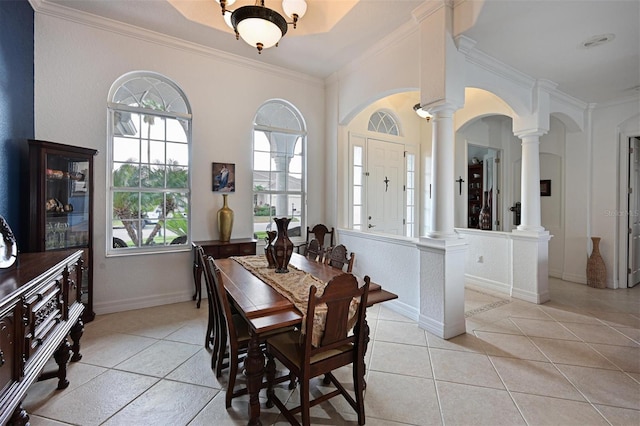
[
  {"x1": 324, "y1": 244, "x2": 355, "y2": 273},
  {"x1": 295, "y1": 224, "x2": 335, "y2": 255},
  {"x1": 203, "y1": 255, "x2": 294, "y2": 408},
  {"x1": 264, "y1": 273, "x2": 371, "y2": 426},
  {"x1": 197, "y1": 246, "x2": 225, "y2": 366},
  {"x1": 304, "y1": 238, "x2": 324, "y2": 262}
]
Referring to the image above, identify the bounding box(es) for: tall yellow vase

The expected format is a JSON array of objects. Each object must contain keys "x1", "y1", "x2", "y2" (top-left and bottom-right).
[{"x1": 217, "y1": 194, "x2": 233, "y2": 242}]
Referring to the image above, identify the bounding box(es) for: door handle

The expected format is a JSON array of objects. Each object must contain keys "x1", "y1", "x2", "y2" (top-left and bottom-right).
[{"x1": 368, "y1": 224, "x2": 376, "y2": 228}]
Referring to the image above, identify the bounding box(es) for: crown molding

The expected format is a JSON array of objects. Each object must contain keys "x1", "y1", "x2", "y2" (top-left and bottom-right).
[
  {"x1": 455, "y1": 35, "x2": 536, "y2": 91},
  {"x1": 28, "y1": 0, "x2": 324, "y2": 88}
]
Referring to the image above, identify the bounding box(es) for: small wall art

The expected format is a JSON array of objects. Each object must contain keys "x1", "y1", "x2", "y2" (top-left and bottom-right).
[
  {"x1": 212, "y1": 162, "x2": 235, "y2": 193},
  {"x1": 540, "y1": 179, "x2": 551, "y2": 196}
]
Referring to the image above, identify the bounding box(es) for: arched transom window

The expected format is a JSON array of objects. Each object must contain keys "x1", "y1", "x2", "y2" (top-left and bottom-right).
[{"x1": 368, "y1": 110, "x2": 399, "y2": 136}]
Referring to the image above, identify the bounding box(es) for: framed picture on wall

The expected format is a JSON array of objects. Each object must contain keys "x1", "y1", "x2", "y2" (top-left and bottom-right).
[
  {"x1": 540, "y1": 179, "x2": 551, "y2": 196},
  {"x1": 212, "y1": 162, "x2": 235, "y2": 193}
]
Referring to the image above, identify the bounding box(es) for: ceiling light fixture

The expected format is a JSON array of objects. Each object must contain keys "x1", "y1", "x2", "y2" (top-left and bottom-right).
[
  {"x1": 216, "y1": 0, "x2": 307, "y2": 54},
  {"x1": 413, "y1": 103, "x2": 432, "y2": 121}
]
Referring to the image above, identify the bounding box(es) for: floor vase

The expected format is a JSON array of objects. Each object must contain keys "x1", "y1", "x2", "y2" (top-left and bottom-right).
[
  {"x1": 587, "y1": 237, "x2": 607, "y2": 288},
  {"x1": 217, "y1": 194, "x2": 233, "y2": 242}
]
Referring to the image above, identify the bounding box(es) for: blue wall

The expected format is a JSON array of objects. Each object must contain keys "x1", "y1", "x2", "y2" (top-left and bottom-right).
[{"x1": 0, "y1": 0, "x2": 34, "y2": 247}]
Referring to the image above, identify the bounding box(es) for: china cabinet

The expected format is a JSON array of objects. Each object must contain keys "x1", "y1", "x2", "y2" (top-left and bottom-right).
[
  {"x1": 467, "y1": 164, "x2": 484, "y2": 228},
  {"x1": 27, "y1": 139, "x2": 98, "y2": 322}
]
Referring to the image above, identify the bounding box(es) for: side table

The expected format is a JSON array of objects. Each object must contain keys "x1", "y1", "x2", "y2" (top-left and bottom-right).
[{"x1": 192, "y1": 238, "x2": 257, "y2": 308}]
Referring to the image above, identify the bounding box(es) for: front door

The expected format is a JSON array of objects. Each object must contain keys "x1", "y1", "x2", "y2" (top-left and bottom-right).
[
  {"x1": 628, "y1": 137, "x2": 640, "y2": 287},
  {"x1": 367, "y1": 138, "x2": 404, "y2": 234}
]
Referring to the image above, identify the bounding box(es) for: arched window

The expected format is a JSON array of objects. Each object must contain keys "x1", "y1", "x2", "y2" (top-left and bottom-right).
[
  {"x1": 368, "y1": 110, "x2": 399, "y2": 136},
  {"x1": 107, "y1": 71, "x2": 192, "y2": 254},
  {"x1": 252, "y1": 100, "x2": 306, "y2": 240}
]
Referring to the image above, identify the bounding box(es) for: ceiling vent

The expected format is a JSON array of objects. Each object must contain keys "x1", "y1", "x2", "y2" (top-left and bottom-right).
[{"x1": 580, "y1": 33, "x2": 615, "y2": 49}]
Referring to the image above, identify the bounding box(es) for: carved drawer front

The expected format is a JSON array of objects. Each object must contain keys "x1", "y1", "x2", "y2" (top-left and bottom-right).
[
  {"x1": 218, "y1": 243, "x2": 255, "y2": 258},
  {"x1": 23, "y1": 276, "x2": 63, "y2": 362},
  {"x1": 202, "y1": 246, "x2": 220, "y2": 258},
  {"x1": 0, "y1": 313, "x2": 15, "y2": 395},
  {"x1": 66, "y1": 260, "x2": 80, "y2": 305}
]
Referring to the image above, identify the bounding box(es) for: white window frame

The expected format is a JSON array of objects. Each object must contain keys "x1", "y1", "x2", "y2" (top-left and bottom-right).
[
  {"x1": 252, "y1": 100, "x2": 307, "y2": 244},
  {"x1": 106, "y1": 71, "x2": 192, "y2": 256}
]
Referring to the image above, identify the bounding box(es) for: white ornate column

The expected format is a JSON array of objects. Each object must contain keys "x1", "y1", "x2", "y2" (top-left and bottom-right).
[
  {"x1": 418, "y1": 105, "x2": 467, "y2": 339},
  {"x1": 414, "y1": 0, "x2": 467, "y2": 339},
  {"x1": 517, "y1": 131, "x2": 545, "y2": 232},
  {"x1": 427, "y1": 106, "x2": 457, "y2": 239},
  {"x1": 512, "y1": 130, "x2": 551, "y2": 303}
]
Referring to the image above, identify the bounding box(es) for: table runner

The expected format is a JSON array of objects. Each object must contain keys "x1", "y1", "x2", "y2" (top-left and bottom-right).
[{"x1": 231, "y1": 255, "x2": 358, "y2": 347}]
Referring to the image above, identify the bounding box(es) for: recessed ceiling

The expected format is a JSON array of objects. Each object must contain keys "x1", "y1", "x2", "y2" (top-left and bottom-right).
[
  {"x1": 36, "y1": 0, "x2": 639, "y2": 104},
  {"x1": 167, "y1": 0, "x2": 360, "y2": 36}
]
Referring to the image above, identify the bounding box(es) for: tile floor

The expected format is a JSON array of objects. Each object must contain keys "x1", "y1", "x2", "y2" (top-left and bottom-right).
[{"x1": 24, "y1": 278, "x2": 640, "y2": 425}]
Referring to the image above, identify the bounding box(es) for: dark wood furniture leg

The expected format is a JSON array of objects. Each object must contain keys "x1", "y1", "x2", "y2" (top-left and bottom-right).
[
  {"x1": 10, "y1": 404, "x2": 29, "y2": 426},
  {"x1": 193, "y1": 257, "x2": 202, "y2": 309},
  {"x1": 244, "y1": 330, "x2": 264, "y2": 426},
  {"x1": 70, "y1": 318, "x2": 84, "y2": 362},
  {"x1": 53, "y1": 339, "x2": 71, "y2": 390}
]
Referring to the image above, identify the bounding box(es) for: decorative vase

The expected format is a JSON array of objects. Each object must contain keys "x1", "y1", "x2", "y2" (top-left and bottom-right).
[
  {"x1": 587, "y1": 237, "x2": 607, "y2": 288},
  {"x1": 264, "y1": 230, "x2": 277, "y2": 268},
  {"x1": 217, "y1": 194, "x2": 233, "y2": 242},
  {"x1": 270, "y1": 217, "x2": 293, "y2": 273},
  {"x1": 479, "y1": 191, "x2": 492, "y2": 230}
]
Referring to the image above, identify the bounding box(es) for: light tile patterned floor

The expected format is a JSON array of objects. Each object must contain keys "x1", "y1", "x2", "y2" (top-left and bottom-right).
[{"x1": 24, "y1": 278, "x2": 640, "y2": 425}]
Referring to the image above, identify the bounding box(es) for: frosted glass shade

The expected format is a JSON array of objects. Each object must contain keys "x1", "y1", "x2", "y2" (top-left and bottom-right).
[
  {"x1": 237, "y1": 18, "x2": 283, "y2": 49},
  {"x1": 282, "y1": 0, "x2": 307, "y2": 19},
  {"x1": 223, "y1": 11, "x2": 233, "y2": 29}
]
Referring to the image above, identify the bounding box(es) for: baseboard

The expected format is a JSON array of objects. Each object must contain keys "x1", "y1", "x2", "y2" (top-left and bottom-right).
[
  {"x1": 94, "y1": 290, "x2": 195, "y2": 315},
  {"x1": 464, "y1": 274, "x2": 511, "y2": 296}
]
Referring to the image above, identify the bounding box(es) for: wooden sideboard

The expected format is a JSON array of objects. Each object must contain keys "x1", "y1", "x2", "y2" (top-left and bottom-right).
[
  {"x1": 0, "y1": 250, "x2": 85, "y2": 425},
  {"x1": 192, "y1": 238, "x2": 257, "y2": 308}
]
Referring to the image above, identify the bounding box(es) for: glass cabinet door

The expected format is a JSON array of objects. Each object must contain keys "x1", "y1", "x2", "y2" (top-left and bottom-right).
[
  {"x1": 45, "y1": 153, "x2": 91, "y2": 251},
  {"x1": 29, "y1": 139, "x2": 98, "y2": 322}
]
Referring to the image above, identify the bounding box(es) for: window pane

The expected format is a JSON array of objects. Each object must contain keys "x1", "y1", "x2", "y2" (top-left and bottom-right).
[
  {"x1": 253, "y1": 171, "x2": 270, "y2": 190},
  {"x1": 290, "y1": 154, "x2": 302, "y2": 174},
  {"x1": 353, "y1": 206, "x2": 361, "y2": 224},
  {"x1": 166, "y1": 142, "x2": 188, "y2": 166},
  {"x1": 288, "y1": 173, "x2": 302, "y2": 191},
  {"x1": 354, "y1": 166, "x2": 362, "y2": 185},
  {"x1": 113, "y1": 137, "x2": 140, "y2": 162},
  {"x1": 354, "y1": 186, "x2": 362, "y2": 204},
  {"x1": 271, "y1": 171, "x2": 287, "y2": 190},
  {"x1": 166, "y1": 118, "x2": 188, "y2": 143},
  {"x1": 293, "y1": 138, "x2": 302, "y2": 155},
  {"x1": 254, "y1": 152, "x2": 271, "y2": 172},
  {"x1": 113, "y1": 163, "x2": 140, "y2": 187},
  {"x1": 147, "y1": 116, "x2": 166, "y2": 141},
  {"x1": 353, "y1": 146, "x2": 362, "y2": 166},
  {"x1": 141, "y1": 140, "x2": 166, "y2": 164},
  {"x1": 167, "y1": 165, "x2": 188, "y2": 188},
  {"x1": 254, "y1": 131, "x2": 270, "y2": 151},
  {"x1": 141, "y1": 165, "x2": 166, "y2": 188}
]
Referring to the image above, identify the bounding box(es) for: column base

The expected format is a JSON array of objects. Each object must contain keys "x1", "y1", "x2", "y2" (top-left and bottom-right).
[
  {"x1": 417, "y1": 237, "x2": 467, "y2": 339},
  {"x1": 511, "y1": 230, "x2": 552, "y2": 304}
]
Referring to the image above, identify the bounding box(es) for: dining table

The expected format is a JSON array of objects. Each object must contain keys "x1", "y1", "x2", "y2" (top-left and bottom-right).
[{"x1": 214, "y1": 252, "x2": 398, "y2": 426}]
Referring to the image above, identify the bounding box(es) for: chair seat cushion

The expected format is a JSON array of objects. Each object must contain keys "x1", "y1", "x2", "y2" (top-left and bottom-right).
[{"x1": 267, "y1": 330, "x2": 353, "y2": 369}]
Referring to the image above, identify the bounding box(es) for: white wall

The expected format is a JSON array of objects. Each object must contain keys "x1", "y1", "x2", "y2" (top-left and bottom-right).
[
  {"x1": 590, "y1": 98, "x2": 640, "y2": 287},
  {"x1": 34, "y1": 13, "x2": 326, "y2": 313},
  {"x1": 338, "y1": 229, "x2": 419, "y2": 320}
]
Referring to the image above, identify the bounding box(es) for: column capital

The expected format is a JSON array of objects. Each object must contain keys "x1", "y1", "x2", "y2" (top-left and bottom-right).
[
  {"x1": 513, "y1": 129, "x2": 546, "y2": 139},
  {"x1": 421, "y1": 103, "x2": 460, "y2": 119}
]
